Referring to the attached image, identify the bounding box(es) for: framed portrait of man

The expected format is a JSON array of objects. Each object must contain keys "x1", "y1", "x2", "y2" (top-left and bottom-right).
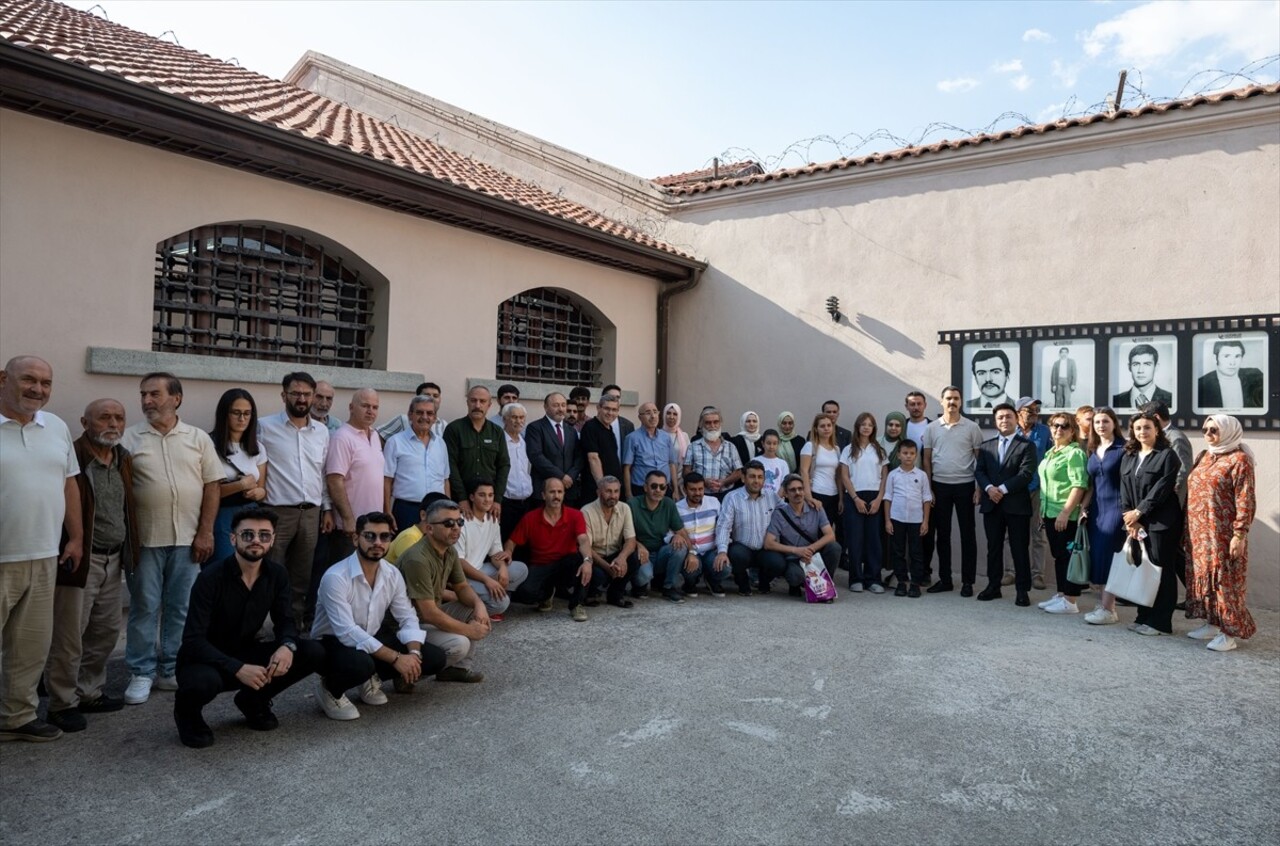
[
  {"x1": 962, "y1": 342, "x2": 1020, "y2": 411},
  {"x1": 1193, "y1": 331, "x2": 1269, "y2": 414},
  {"x1": 1108, "y1": 336, "x2": 1177, "y2": 412},
  {"x1": 1033, "y1": 340, "x2": 1094, "y2": 413}
]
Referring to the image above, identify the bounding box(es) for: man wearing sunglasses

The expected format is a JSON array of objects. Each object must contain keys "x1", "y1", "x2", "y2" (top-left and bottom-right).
[
  {"x1": 311, "y1": 512, "x2": 444, "y2": 719},
  {"x1": 629, "y1": 470, "x2": 696, "y2": 603},
  {"x1": 394, "y1": 500, "x2": 490, "y2": 684},
  {"x1": 173, "y1": 507, "x2": 324, "y2": 748}
]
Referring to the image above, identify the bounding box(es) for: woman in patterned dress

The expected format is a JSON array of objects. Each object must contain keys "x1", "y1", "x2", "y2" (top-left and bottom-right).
[{"x1": 1184, "y1": 414, "x2": 1256, "y2": 652}]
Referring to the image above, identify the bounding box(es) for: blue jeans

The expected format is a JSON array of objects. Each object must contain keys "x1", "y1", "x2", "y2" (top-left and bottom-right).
[
  {"x1": 842, "y1": 492, "x2": 883, "y2": 587},
  {"x1": 647, "y1": 544, "x2": 690, "y2": 590},
  {"x1": 211, "y1": 505, "x2": 237, "y2": 565},
  {"x1": 125, "y1": 546, "x2": 198, "y2": 678}
]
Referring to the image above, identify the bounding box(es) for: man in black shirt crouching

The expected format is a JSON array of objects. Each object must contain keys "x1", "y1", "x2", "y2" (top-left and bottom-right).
[{"x1": 174, "y1": 506, "x2": 323, "y2": 748}]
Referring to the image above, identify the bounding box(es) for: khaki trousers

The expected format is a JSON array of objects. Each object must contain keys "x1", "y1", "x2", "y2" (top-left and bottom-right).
[
  {"x1": 0, "y1": 557, "x2": 57, "y2": 728},
  {"x1": 44, "y1": 551, "x2": 123, "y2": 711}
]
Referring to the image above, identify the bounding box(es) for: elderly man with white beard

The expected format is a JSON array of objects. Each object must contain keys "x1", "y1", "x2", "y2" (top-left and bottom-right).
[{"x1": 682, "y1": 407, "x2": 743, "y2": 501}]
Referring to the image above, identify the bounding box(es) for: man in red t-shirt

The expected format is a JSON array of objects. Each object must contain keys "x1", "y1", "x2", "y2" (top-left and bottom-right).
[{"x1": 504, "y1": 478, "x2": 593, "y2": 621}]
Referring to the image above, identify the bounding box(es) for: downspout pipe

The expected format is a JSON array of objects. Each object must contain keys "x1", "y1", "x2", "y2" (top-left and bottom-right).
[{"x1": 656, "y1": 266, "x2": 704, "y2": 407}]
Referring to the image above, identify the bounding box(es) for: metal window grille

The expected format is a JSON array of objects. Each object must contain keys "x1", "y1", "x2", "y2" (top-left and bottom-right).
[
  {"x1": 153, "y1": 224, "x2": 373, "y2": 368},
  {"x1": 496, "y1": 288, "x2": 601, "y2": 386}
]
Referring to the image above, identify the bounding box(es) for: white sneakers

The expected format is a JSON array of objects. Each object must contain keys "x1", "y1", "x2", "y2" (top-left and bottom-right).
[
  {"x1": 1043, "y1": 596, "x2": 1079, "y2": 615},
  {"x1": 1207, "y1": 633, "x2": 1238, "y2": 652},
  {"x1": 123, "y1": 675, "x2": 152, "y2": 705},
  {"x1": 359, "y1": 675, "x2": 388, "y2": 706},
  {"x1": 1132, "y1": 624, "x2": 1163, "y2": 636},
  {"x1": 1084, "y1": 607, "x2": 1118, "y2": 625},
  {"x1": 1187, "y1": 623, "x2": 1220, "y2": 641},
  {"x1": 868, "y1": 583, "x2": 885, "y2": 594},
  {"x1": 153, "y1": 675, "x2": 178, "y2": 691},
  {"x1": 1037, "y1": 592, "x2": 1064, "y2": 609},
  {"x1": 316, "y1": 678, "x2": 360, "y2": 720}
]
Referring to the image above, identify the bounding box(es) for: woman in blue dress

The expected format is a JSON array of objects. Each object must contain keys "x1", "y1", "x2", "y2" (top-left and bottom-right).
[{"x1": 1082, "y1": 407, "x2": 1126, "y2": 625}]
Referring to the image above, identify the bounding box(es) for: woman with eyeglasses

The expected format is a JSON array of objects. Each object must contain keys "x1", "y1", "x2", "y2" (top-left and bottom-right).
[
  {"x1": 209, "y1": 389, "x2": 269, "y2": 564},
  {"x1": 1037, "y1": 412, "x2": 1089, "y2": 615},
  {"x1": 1119, "y1": 411, "x2": 1182, "y2": 636},
  {"x1": 1183, "y1": 414, "x2": 1257, "y2": 652},
  {"x1": 1080, "y1": 408, "x2": 1127, "y2": 625}
]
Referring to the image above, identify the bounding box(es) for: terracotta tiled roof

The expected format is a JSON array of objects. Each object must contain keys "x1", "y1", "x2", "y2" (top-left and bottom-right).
[
  {"x1": 664, "y1": 83, "x2": 1280, "y2": 196},
  {"x1": 653, "y1": 160, "x2": 764, "y2": 187},
  {"x1": 0, "y1": 0, "x2": 693, "y2": 259}
]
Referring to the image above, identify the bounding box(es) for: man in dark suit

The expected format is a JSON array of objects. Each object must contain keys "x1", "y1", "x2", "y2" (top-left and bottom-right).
[
  {"x1": 526, "y1": 391, "x2": 584, "y2": 506},
  {"x1": 1197, "y1": 340, "x2": 1264, "y2": 408},
  {"x1": 1112, "y1": 343, "x2": 1173, "y2": 409},
  {"x1": 822, "y1": 400, "x2": 853, "y2": 449},
  {"x1": 1049, "y1": 347, "x2": 1077, "y2": 408},
  {"x1": 974, "y1": 403, "x2": 1038, "y2": 606}
]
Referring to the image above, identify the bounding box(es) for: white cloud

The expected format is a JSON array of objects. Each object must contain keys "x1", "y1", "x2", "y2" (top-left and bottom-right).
[
  {"x1": 1037, "y1": 101, "x2": 1068, "y2": 122},
  {"x1": 937, "y1": 77, "x2": 980, "y2": 93},
  {"x1": 1051, "y1": 59, "x2": 1081, "y2": 87},
  {"x1": 992, "y1": 59, "x2": 1024, "y2": 73},
  {"x1": 1082, "y1": 0, "x2": 1280, "y2": 66},
  {"x1": 1023, "y1": 28, "x2": 1054, "y2": 43},
  {"x1": 1012, "y1": 74, "x2": 1034, "y2": 91}
]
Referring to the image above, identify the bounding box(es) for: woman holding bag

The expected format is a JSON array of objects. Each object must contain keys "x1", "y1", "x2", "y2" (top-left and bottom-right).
[
  {"x1": 1183, "y1": 414, "x2": 1257, "y2": 652},
  {"x1": 1081, "y1": 408, "x2": 1128, "y2": 625},
  {"x1": 1037, "y1": 412, "x2": 1090, "y2": 615},
  {"x1": 1119, "y1": 411, "x2": 1182, "y2": 636}
]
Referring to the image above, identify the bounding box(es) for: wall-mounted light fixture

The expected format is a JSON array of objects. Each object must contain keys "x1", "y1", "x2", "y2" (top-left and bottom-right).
[{"x1": 826, "y1": 296, "x2": 841, "y2": 322}]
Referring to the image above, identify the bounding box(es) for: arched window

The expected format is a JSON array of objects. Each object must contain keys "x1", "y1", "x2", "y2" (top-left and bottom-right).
[
  {"x1": 153, "y1": 223, "x2": 375, "y2": 368},
  {"x1": 496, "y1": 288, "x2": 602, "y2": 386}
]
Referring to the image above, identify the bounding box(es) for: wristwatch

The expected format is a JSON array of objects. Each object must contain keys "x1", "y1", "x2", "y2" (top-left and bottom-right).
[
  {"x1": 282, "y1": 641, "x2": 297, "y2": 653},
  {"x1": 408, "y1": 649, "x2": 422, "y2": 658}
]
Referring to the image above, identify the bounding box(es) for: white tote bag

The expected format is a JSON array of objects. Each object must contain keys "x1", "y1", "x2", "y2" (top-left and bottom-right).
[{"x1": 1104, "y1": 538, "x2": 1162, "y2": 607}]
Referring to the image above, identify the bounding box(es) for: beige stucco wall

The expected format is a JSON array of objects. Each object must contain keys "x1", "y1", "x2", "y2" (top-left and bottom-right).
[
  {"x1": 0, "y1": 109, "x2": 658, "y2": 433},
  {"x1": 663, "y1": 103, "x2": 1280, "y2": 608}
]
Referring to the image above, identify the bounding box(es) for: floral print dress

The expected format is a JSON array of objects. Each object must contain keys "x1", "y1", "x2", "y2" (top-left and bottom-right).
[{"x1": 1184, "y1": 449, "x2": 1256, "y2": 639}]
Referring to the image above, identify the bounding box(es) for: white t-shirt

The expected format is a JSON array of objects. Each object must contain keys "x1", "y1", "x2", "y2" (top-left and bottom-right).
[
  {"x1": 0, "y1": 411, "x2": 79, "y2": 562},
  {"x1": 221, "y1": 442, "x2": 268, "y2": 483},
  {"x1": 840, "y1": 443, "x2": 888, "y2": 493},
  {"x1": 800, "y1": 442, "x2": 840, "y2": 496},
  {"x1": 756, "y1": 456, "x2": 790, "y2": 500}
]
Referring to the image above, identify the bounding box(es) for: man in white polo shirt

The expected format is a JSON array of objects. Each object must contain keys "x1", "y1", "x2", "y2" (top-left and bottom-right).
[
  {"x1": 0, "y1": 356, "x2": 83, "y2": 742},
  {"x1": 120, "y1": 372, "x2": 222, "y2": 706}
]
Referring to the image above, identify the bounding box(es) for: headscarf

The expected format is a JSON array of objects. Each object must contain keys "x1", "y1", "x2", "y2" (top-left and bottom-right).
[
  {"x1": 882, "y1": 411, "x2": 907, "y2": 470},
  {"x1": 776, "y1": 411, "x2": 799, "y2": 471},
  {"x1": 737, "y1": 411, "x2": 762, "y2": 449},
  {"x1": 663, "y1": 403, "x2": 690, "y2": 465},
  {"x1": 1207, "y1": 413, "x2": 1255, "y2": 464}
]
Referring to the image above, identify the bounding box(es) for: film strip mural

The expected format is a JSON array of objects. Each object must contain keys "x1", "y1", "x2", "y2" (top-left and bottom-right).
[{"x1": 939, "y1": 314, "x2": 1280, "y2": 431}]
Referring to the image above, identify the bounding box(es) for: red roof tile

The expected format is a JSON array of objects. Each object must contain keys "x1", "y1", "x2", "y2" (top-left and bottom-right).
[
  {"x1": 662, "y1": 84, "x2": 1280, "y2": 196},
  {"x1": 653, "y1": 160, "x2": 763, "y2": 187},
  {"x1": 0, "y1": 0, "x2": 693, "y2": 259}
]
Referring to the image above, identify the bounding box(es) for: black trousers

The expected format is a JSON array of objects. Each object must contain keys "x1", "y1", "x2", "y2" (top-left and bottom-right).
[
  {"x1": 1044, "y1": 518, "x2": 1086, "y2": 598},
  {"x1": 500, "y1": 497, "x2": 535, "y2": 544},
  {"x1": 511, "y1": 554, "x2": 587, "y2": 609},
  {"x1": 812, "y1": 493, "x2": 844, "y2": 567},
  {"x1": 175, "y1": 639, "x2": 325, "y2": 717},
  {"x1": 306, "y1": 529, "x2": 354, "y2": 627},
  {"x1": 931, "y1": 481, "x2": 977, "y2": 586},
  {"x1": 891, "y1": 520, "x2": 926, "y2": 585},
  {"x1": 726, "y1": 542, "x2": 786, "y2": 591},
  {"x1": 318, "y1": 621, "x2": 447, "y2": 696},
  {"x1": 1134, "y1": 522, "x2": 1182, "y2": 633},
  {"x1": 984, "y1": 509, "x2": 1031, "y2": 592},
  {"x1": 589, "y1": 554, "x2": 640, "y2": 603}
]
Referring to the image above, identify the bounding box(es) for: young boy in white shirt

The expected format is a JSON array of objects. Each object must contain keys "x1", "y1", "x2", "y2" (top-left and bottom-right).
[{"x1": 883, "y1": 440, "x2": 933, "y2": 597}]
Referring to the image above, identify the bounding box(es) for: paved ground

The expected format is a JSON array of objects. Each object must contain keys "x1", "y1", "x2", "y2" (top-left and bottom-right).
[{"x1": 2, "y1": 583, "x2": 1277, "y2": 846}]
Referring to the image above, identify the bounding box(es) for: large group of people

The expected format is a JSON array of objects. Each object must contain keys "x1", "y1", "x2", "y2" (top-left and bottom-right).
[{"x1": 0, "y1": 356, "x2": 1260, "y2": 748}]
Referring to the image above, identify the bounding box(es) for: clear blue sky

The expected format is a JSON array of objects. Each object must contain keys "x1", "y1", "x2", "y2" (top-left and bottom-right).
[{"x1": 69, "y1": 0, "x2": 1279, "y2": 177}]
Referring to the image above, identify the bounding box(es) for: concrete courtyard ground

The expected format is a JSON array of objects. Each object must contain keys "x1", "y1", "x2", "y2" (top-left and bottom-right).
[{"x1": 2, "y1": 584, "x2": 1277, "y2": 846}]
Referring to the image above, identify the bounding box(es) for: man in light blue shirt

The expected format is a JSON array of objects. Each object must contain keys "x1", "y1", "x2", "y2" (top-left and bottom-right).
[
  {"x1": 713, "y1": 462, "x2": 782, "y2": 597},
  {"x1": 382, "y1": 396, "x2": 449, "y2": 534},
  {"x1": 622, "y1": 402, "x2": 678, "y2": 498}
]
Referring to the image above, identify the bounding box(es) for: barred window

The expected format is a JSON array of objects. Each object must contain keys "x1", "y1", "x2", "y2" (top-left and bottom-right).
[
  {"x1": 153, "y1": 223, "x2": 374, "y2": 368},
  {"x1": 497, "y1": 288, "x2": 602, "y2": 387}
]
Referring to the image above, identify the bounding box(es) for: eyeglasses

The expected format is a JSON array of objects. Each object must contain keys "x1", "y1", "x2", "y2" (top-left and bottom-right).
[
  {"x1": 236, "y1": 530, "x2": 274, "y2": 543},
  {"x1": 431, "y1": 519, "x2": 465, "y2": 529},
  {"x1": 360, "y1": 531, "x2": 395, "y2": 543},
  {"x1": 1203, "y1": 427, "x2": 1219, "y2": 435},
  {"x1": 646, "y1": 483, "x2": 667, "y2": 490},
  {"x1": 227, "y1": 410, "x2": 253, "y2": 419},
  {"x1": 1049, "y1": 423, "x2": 1072, "y2": 430}
]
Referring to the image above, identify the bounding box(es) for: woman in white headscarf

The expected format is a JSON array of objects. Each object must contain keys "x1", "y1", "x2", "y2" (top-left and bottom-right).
[
  {"x1": 776, "y1": 411, "x2": 804, "y2": 472},
  {"x1": 729, "y1": 410, "x2": 762, "y2": 467},
  {"x1": 1183, "y1": 414, "x2": 1257, "y2": 652},
  {"x1": 662, "y1": 403, "x2": 690, "y2": 469}
]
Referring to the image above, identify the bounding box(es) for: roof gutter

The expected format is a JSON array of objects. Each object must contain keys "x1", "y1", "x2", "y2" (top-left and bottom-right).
[{"x1": 655, "y1": 265, "x2": 704, "y2": 407}]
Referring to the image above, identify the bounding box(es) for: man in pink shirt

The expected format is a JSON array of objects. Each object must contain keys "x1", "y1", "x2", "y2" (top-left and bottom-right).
[{"x1": 324, "y1": 389, "x2": 384, "y2": 568}]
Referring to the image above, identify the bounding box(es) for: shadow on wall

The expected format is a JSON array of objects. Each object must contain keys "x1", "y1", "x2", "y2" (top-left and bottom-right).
[{"x1": 848, "y1": 312, "x2": 926, "y2": 359}]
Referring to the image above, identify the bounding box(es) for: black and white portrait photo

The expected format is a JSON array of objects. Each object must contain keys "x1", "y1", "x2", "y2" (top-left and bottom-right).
[
  {"x1": 1108, "y1": 336, "x2": 1177, "y2": 412},
  {"x1": 1193, "y1": 331, "x2": 1269, "y2": 414},
  {"x1": 962, "y1": 342, "x2": 1020, "y2": 411},
  {"x1": 1033, "y1": 339, "x2": 1094, "y2": 412}
]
